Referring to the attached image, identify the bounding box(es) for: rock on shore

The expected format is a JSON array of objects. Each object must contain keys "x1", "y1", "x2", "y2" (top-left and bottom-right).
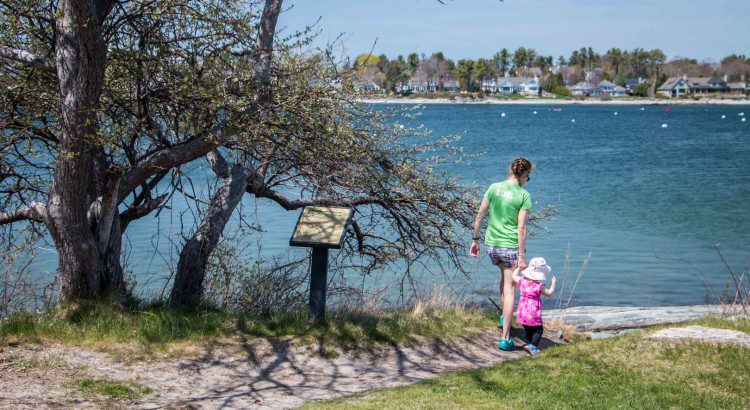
[{"x1": 543, "y1": 305, "x2": 739, "y2": 332}]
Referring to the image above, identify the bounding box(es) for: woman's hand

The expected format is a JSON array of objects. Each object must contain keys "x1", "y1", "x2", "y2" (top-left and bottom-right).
[{"x1": 470, "y1": 240, "x2": 480, "y2": 257}]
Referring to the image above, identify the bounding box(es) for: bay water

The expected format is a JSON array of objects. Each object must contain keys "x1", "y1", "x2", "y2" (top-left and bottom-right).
[{"x1": 29, "y1": 103, "x2": 750, "y2": 307}]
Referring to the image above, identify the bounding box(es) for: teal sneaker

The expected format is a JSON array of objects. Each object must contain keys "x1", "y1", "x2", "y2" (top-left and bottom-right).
[{"x1": 497, "y1": 338, "x2": 515, "y2": 351}]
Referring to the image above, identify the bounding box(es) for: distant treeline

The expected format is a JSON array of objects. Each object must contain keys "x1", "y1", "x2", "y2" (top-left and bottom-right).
[{"x1": 352, "y1": 47, "x2": 750, "y2": 95}]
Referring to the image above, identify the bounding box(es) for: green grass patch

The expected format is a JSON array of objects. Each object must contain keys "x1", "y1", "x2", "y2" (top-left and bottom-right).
[
  {"x1": 307, "y1": 316, "x2": 750, "y2": 409},
  {"x1": 74, "y1": 377, "x2": 152, "y2": 400},
  {"x1": 0, "y1": 300, "x2": 495, "y2": 351}
]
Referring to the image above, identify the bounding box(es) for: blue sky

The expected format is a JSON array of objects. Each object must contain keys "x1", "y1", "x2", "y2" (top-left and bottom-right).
[{"x1": 278, "y1": 0, "x2": 750, "y2": 62}]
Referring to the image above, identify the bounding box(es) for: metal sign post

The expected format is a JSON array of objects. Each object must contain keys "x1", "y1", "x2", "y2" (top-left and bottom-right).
[{"x1": 290, "y1": 206, "x2": 354, "y2": 320}]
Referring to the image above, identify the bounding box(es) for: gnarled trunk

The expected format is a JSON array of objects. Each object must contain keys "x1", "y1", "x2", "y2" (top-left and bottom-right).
[
  {"x1": 169, "y1": 164, "x2": 251, "y2": 308},
  {"x1": 46, "y1": 0, "x2": 124, "y2": 300}
]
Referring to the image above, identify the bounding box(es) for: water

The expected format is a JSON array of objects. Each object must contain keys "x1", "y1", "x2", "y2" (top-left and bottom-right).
[{"x1": 29, "y1": 104, "x2": 750, "y2": 307}]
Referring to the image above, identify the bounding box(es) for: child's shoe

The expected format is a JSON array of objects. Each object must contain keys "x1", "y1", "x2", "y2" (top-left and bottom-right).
[
  {"x1": 497, "y1": 338, "x2": 515, "y2": 351},
  {"x1": 523, "y1": 344, "x2": 539, "y2": 356}
]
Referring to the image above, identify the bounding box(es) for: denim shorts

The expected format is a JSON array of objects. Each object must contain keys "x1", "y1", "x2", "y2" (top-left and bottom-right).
[{"x1": 486, "y1": 246, "x2": 519, "y2": 268}]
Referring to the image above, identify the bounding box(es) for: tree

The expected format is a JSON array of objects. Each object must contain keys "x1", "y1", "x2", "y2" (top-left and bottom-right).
[
  {"x1": 512, "y1": 47, "x2": 528, "y2": 70},
  {"x1": 604, "y1": 48, "x2": 623, "y2": 75},
  {"x1": 1, "y1": 0, "x2": 513, "y2": 310},
  {"x1": 455, "y1": 59, "x2": 475, "y2": 91},
  {"x1": 474, "y1": 59, "x2": 490, "y2": 90},
  {"x1": 720, "y1": 54, "x2": 750, "y2": 81},
  {"x1": 569, "y1": 50, "x2": 580, "y2": 67},
  {"x1": 494, "y1": 48, "x2": 511, "y2": 75},
  {"x1": 525, "y1": 48, "x2": 538, "y2": 68},
  {"x1": 355, "y1": 53, "x2": 380, "y2": 67},
  {"x1": 0, "y1": 0, "x2": 284, "y2": 303},
  {"x1": 407, "y1": 53, "x2": 420, "y2": 72}
]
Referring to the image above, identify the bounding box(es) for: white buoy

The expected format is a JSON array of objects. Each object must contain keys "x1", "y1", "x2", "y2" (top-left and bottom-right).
[
  {"x1": 661, "y1": 123, "x2": 668, "y2": 128},
  {"x1": 399, "y1": 124, "x2": 404, "y2": 129},
  {"x1": 501, "y1": 112, "x2": 506, "y2": 117},
  {"x1": 640, "y1": 107, "x2": 645, "y2": 111},
  {"x1": 722, "y1": 115, "x2": 726, "y2": 119},
  {"x1": 614, "y1": 112, "x2": 618, "y2": 115},
  {"x1": 533, "y1": 111, "x2": 538, "y2": 115},
  {"x1": 743, "y1": 118, "x2": 747, "y2": 122},
  {"x1": 739, "y1": 112, "x2": 745, "y2": 116},
  {"x1": 571, "y1": 119, "x2": 575, "y2": 123}
]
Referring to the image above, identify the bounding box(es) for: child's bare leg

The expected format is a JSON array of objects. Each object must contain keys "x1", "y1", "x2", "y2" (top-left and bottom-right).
[{"x1": 501, "y1": 266, "x2": 515, "y2": 340}]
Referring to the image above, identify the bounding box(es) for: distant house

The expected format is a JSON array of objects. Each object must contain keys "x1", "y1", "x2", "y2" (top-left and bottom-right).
[
  {"x1": 623, "y1": 77, "x2": 646, "y2": 92},
  {"x1": 569, "y1": 81, "x2": 595, "y2": 96},
  {"x1": 483, "y1": 76, "x2": 539, "y2": 95},
  {"x1": 657, "y1": 76, "x2": 690, "y2": 98},
  {"x1": 596, "y1": 80, "x2": 627, "y2": 96},
  {"x1": 658, "y1": 74, "x2": 747, "y2": 98},
  {"x1": 612, "y1": 85, "x2": 627, "y2": 96},
  {"x1": 442, "y1": 78, "x2": 460, "y2": 92},
  {"x1": 355, "y1": 81, "x2": 382, "y2": 93},
  {"x1": 396, "y1": 79, "x2": 437, "y2": 93},
  {"x1": 727, "y1": 81, "x2": 747, "y2": 94}
]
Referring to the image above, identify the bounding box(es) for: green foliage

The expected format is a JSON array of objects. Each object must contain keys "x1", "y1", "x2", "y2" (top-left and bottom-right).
[
  {"x1": 454, "y1": 59, "x2": 475, "y2": 91},
  {"x1": 0, "y1": 300, "x2": 495, "y2": 350},
  {"x1": 632, "y1": 82, "x2": 651, "y2": 97},
  {"x1": 355, "y1": 53, "x2": 380, "y2": 67},
  {"x1": 74, "y1": 378, "x2": 152, "y2": 400},
  {"x1": 552, "y1": 86, "x2": 572, "y2": 97},
  {"x1": 310, "y1": 317, "x2": 750, "y2": 409}
]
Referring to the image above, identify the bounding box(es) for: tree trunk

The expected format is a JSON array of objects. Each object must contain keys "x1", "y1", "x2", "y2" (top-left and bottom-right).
[
  {"x1": 169, "y1": 164, "x2": 251, "y2": 308},
  {"x1": 46, "y1": 0, "x2": 123, "y2": 300}
]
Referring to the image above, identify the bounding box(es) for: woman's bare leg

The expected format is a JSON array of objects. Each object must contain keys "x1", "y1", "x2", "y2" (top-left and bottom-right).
[{"x1": 501, "y1": 266, "x2": 516, "y2": 340}]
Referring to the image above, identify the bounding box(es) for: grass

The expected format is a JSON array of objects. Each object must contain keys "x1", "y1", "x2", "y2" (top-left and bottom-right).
[
  {"x1": 73, "y1": 377, "x2": 152, "y2": 400},
  {"x1": 0, "y1": 299, "x2": 495, "y2": 352},
  {"x1": 306, "y1": 316, "x2": 750, "y2": 409}
]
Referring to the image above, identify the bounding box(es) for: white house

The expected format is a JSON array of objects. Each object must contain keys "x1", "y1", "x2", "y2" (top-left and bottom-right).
[
  {"x1": 657, "y1": 75, "x2": 708, "y2": 98},
  {"x1": 483, "y1": 76, "x2": 539, "y2": 95},
  {"x1": 355, "y1": 81, "x2": 382, "y2": 93},
  {"x1": 596, "y1": 80, "x2": 627, "y2": 96},
  {"x1": 569, "y1": 81, "x2": 595, "y2": 96}
]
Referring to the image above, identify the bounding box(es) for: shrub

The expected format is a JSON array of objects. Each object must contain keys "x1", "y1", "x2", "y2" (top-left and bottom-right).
[{"x1": 552, "y1": 86, "x2": 572, "y2": 97}]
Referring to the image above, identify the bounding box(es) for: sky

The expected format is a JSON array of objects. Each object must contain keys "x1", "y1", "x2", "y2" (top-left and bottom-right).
[{"x1": 278, "y1": 0, "x2": 750, "y2": 62}]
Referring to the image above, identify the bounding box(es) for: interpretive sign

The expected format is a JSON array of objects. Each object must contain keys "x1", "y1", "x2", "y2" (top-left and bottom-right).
[
  {"x1": 290, "y1": 206, "x2": 354, "y2": 320},
  {"x1": 290, "y1": 206, "x2": 353, "y2": 249}
]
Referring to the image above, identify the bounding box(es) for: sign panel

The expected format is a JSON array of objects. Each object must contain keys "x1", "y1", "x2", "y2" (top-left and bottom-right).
[{"x1": 289, "y1": 206, "x2": 353, "y2": 249}]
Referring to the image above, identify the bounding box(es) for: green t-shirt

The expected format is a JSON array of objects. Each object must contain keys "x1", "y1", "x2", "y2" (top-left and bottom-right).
[{"x1": 483, "y1": 181, "x2": 532, "y2": 248}]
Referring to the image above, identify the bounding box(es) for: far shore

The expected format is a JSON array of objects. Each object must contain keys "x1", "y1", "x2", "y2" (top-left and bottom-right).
[{"x1": 358, "y1": 96, "x2": 750, "y2": 106}]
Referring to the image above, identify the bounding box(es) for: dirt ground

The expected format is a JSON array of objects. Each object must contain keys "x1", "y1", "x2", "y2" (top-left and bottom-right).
[{"x1": 0, "y1": 327, "x2": 565, "y2": 409}]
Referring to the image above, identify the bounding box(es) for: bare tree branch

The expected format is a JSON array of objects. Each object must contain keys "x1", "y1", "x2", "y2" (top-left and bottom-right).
[
  {"x1": 251, "y1": 185, "x2": 385, "y2": 211},
  {"x1": 118, "y1": 0, "x2": 284, "y2": 200},
  {"x1": 0, "y1": 45, "x2": 55, "y2": 73},
  {"x1": 0, "y1": 202, "x2": 47, "y2": 225}
]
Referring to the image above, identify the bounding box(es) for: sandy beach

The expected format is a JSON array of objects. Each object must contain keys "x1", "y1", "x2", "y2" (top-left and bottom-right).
[{"x1": 358, "y1": 96, "x2": 750, "y2": 105}]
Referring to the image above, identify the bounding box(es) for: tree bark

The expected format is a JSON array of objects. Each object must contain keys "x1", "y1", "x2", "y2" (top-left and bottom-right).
[
  {"x1": 45, "y1": 0, "x2": 122, "y2": 300},
  {"x1": 169, "y1": 164, "x2": 251, "y2": 308}
]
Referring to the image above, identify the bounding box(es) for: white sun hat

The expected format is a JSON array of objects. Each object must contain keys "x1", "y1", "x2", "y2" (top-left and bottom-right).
[{"x1": 521, "y1": 257, "x2": 552, "y2": 281}]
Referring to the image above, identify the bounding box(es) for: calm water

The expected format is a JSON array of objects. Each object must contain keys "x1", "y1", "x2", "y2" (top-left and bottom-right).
[{"x1": 30, "y1": 104, "x2": 750, "y2": 307}]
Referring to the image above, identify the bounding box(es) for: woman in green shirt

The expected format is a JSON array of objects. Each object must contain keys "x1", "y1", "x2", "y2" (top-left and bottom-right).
[{"x1": 470, "y1": 158, "x2": 533, "y2": 351}]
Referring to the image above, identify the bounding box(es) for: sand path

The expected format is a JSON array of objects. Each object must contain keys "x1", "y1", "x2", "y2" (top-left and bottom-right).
[{"x1": 1, "y1": 327, "x2": 566, "y2": 409}]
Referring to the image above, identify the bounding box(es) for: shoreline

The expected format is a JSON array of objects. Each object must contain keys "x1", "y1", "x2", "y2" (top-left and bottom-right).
[{"x1": 358, "y1": 96, "x2": 750, "y2": 106}]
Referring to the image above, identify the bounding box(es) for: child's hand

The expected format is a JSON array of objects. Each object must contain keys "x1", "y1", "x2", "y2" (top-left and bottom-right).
[{"x1": 551, "y1": 276, "x2": 557, "y2": 286}]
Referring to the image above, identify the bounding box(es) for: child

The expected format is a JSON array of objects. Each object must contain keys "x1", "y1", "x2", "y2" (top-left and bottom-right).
[{"x1": 511, "y1": 257, "x2": 556, "y2": 356}]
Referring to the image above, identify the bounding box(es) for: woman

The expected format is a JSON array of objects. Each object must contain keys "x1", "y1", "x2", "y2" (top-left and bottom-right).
[{"x1": 470, "y1": 157, "x2": 533, "y2": 351}]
